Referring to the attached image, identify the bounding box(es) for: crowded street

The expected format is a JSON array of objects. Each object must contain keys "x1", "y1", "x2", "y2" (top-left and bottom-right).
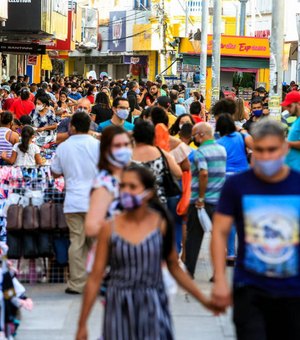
[{"x1": 0, "y1": 0, "x2": 299, "y2": 340}]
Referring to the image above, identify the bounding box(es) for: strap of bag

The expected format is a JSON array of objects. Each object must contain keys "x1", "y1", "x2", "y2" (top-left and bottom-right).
[{"x1": 156, "y1": 147, "x2": 171, "y2": 175}]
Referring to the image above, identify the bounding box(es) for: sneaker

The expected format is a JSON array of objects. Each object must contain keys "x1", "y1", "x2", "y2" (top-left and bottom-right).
[{"x1": 65, "y1": 288, "x2": 81, "y2": 295}]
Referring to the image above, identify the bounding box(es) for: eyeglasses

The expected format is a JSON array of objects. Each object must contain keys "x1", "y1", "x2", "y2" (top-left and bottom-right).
[{"x1": 78, "y1": 106, "x2": 89, "y2": 111}]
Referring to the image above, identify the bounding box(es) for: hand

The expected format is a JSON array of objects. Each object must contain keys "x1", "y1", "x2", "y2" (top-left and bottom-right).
[
  {"x1": 195, "y1": 201, "x2": 204, "y2": 209},
  {"x1": 1, "y1": 152, "x2": 6, "y2": 159},
  {"x1": 20, "y1": 298, "x2": 33, "y2": 311},
  {"x1": 202, "y1": 296, "x2": 226, "y2": 316},
  {"x1": 76, "y1": 325, "x2": 88, "y2": 340},
  {"x1": 37, "y1": 127, "x2": 44, "y2": 132},
  {"x1": 211, "y1": 279, "x2": 232, "y2": 311}
]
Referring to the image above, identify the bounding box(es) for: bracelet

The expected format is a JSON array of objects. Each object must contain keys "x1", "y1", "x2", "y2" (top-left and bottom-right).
[{"x1": 198, "y1": 197, "x2": 204, "y2": 203}]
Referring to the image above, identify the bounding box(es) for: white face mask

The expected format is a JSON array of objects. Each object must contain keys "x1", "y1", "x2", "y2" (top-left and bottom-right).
[{"x1": 36, "y1": 104, "x2": 44, "y2": 112}]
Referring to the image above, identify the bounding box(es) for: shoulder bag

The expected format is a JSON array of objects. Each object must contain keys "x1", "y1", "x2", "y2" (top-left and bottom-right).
[{"x1": 157, "y1": 147, "x2": 182, "y2": 197}]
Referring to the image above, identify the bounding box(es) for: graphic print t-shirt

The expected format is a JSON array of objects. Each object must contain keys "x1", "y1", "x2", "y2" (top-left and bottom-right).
[{"x1": 217, "y1": 169, "x2": 300, "y2": 297}]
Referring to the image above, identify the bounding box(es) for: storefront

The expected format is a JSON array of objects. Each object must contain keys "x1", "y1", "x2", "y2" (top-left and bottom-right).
[{"x1": 179, "y1": 35, "x2": 270, "y2": 107}]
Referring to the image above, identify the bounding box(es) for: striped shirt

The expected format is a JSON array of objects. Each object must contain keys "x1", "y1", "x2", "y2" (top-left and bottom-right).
[
  {"x1": 191, "y1": 139, "x2": 227, "y2": 204},
  {"x1": 0, "y1": 127, "x2": 13, "y2": 158}
]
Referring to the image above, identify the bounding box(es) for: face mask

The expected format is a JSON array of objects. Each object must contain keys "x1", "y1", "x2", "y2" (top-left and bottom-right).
[
  {"x1": 253, "y1": 156, "x2": 285, "y2": 177},
  {"x1": 192, "y1": 137, "x2": 201, "y2": 147},
  {"x1": 116, "y1": 109, "x2": 129, "y2": 120},
  {"x1": 107, "y1": 147, "x2": 132, "y2": 168},
  {"x1": 36, "y1": 104, "x2": 44, "y2": 112},
  {"x1": 178, "y1": 98, "x2": 185, "y2": 104},
  {"x1": 135, "y1": 88, "x2": 141, "y2": 94},
  {"x1": 179, "y1": 124, "x2": 184, "y2": 130},
  {"x1": 120, "y1": 190, "x2": 149, "y2": 211},
  {"x1": 253, "y1": 109, "x2": 263, "y2": 117},
  {"x1": 71, "y1": 91, "x2": 77, "y2": 94}
]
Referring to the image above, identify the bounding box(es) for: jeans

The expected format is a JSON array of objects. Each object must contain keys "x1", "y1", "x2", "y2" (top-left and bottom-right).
[
  {"x1": 233, "y1": 286, "x2": 300, "y2": 340},
  {"x1": 227, "y1": 225, "x2": 236, "y2": 258},
  {"x1": 167, "y1": 195, "x2": 182, "y2": 254},
  {"x1": 185, "y1": 203, "x2": 216, "y2": 278}
]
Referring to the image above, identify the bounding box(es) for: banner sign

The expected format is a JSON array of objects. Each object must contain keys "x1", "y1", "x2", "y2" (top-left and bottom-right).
[
  {"x1": 0, "y1": 43, "x2": 46, "y2": 55},
  {"x1": 108, "y1": 11, "x2": 126, "y2": 52},
  {"x1": 180, "y1": 35, "x2": 270, "y2": 59}
]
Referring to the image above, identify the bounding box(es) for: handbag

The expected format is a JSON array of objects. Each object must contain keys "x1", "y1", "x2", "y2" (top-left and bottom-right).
[
  {"x1": 37, "y1": 232, "x2": 54, "y2": 258},
  {"x1": 56, "y1": 204, "x2": 68, "y2": 231},
  {"x1": 23, "y1": 198, "x2": 39, "y2": 231},
  {"x1": 40, "y1": 202, "x2": 57, "y2": 230},
  {"x1": 7, "y1": 233, "x2": 22, "y2": 259},
  {"x1": 23, "y1": 234, "x2": 38, "y2": 259},
  {"x1": 53, "y1": 236, "x2": 70, "y2": 266},
  {"x1": 6, "y1": 198, "x2": 23, "y2": 231},
  {"x1": 157, "y1": 147, "x2": 182, "y2": 198},
  {"x1": 197, "y1": 208, "x2": 212, "y2": 233}
]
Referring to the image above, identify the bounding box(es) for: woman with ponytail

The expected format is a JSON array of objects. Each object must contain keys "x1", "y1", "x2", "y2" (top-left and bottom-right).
[
  {"x1": 1, "y1": 125, "x2": 42, "y2": 166},
  {"x1": 77, "y1": 165, "x2": 223, "y2": 340}
]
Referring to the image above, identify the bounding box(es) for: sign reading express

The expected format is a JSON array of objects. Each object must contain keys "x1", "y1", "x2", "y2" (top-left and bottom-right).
[
  {"x1": 180, "y1": 35, "x2": 270, "y2": 58},
  {"x1": 0, "y1": 43, "x2": 46, "y2": 54}
]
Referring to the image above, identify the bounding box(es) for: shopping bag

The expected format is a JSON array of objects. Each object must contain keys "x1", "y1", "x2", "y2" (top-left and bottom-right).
[{"x1": 197, "y1": 208, "x2": 212, "y2": 233}]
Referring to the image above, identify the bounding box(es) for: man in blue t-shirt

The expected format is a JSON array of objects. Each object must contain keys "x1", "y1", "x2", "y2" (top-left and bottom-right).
[
  {"x1": 281, "y1": 90, "x2": 300, "y2": 171},
  {"x1": 68, "y1": 83, "x2": 82, "y2": 101},
  {"x1": 97, "y1": 97, "x2": 134, "y2": 133},
  {"x1": 211, "y1": 119, "x2": 300, "y2": 340}
]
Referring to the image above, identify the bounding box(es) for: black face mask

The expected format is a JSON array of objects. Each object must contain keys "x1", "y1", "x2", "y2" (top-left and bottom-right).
[{"x1": 192, "y1": 137, "x2": 201, "y2": 147}]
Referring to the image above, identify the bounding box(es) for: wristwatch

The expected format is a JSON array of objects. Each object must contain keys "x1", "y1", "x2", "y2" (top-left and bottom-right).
[{"x1": 198, "y1": 197, "x2": 205, "y2": 203}]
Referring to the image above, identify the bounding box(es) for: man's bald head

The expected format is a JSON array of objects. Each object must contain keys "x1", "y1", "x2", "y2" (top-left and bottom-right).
[
  {"x1": 193, "y1": 122, "x2": 213, "y2": 137},
  {"x1": 77, "y1": 98, "x2": 91, "y2": 113}
]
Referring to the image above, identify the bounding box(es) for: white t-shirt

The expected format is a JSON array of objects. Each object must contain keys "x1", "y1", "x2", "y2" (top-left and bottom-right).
[
  {"x1": 12, "y1": 143, "x2": 40, "y2": 167},
  {"x1": 51, "y1": 134, "x2": 100, "y2": 213}
]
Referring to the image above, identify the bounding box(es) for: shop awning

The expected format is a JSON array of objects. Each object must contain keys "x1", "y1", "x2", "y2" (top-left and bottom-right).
[
  {"x1": 42, "y1": 54, "x2": 53, "y2": 71},
  {"x1": 182, "y1": 55, "x2": 269, "y2": 69}
]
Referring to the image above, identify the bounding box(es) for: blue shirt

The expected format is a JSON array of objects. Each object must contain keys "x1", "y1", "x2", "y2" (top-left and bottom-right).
[
  {"x1": 217, "y1": 169, "x2": 300, "y2": 297},
  {"x1": 217, "y1": 132, "x2": 249, "y2": 173},
  {"x1": 68, "y1": 92, "x2": 82, "y2": 101},
  {"x1": 175, "y1": 104, "x2": 187, "y2": 116},
  {"x1": 97, "y1": 119, "x2": 135, "y2": 133},
  {"x1": 190, "y1": 140, "x2": 226, "y2": 204},
  {"x1": 286, "y1": 116, "x2": 300, "y2": 171}
]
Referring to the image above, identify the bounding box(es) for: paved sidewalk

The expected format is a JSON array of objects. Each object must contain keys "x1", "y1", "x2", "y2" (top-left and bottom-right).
[{"x1": 16, "y1": 235, "x2": 236, "y2": 340}]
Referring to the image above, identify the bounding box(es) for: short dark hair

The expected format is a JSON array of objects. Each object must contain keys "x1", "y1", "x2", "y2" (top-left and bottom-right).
[
  {"x1": 19, "y1": 115, "x2": 32, "y2": 126},
  {"x1": 133, "y1": 120, "x2": 155, "y2": 145},
  {"x1": 190, "y1": 101, "x2": 201, "y2": 115},
  {"x1": 71, "y1": 110, "x2": 91, "y2": 133},
  {"x1": 20, "y1": 88, "x2": 30, "y2": 100},
  {"x1": 212, "y1": 99, "x2": 236, "y2": 117},
  {"x1": 251, "y1": 97, "x2": 263, "y2": 108},
  {"x1": 1, "y1": 111, "x2": 13, "y2": 125},
  {"x1": 36, "y1": 95, "x2": 50, "y2": 106},
  {"x1": 112, "y1": 97, "x2": 129, "y2": 108},
  {"x1": 151, "y1": 106, "x2": 169, "y2": 127},
  {"x1": 71, "y1": 82, "x2": 78, "y2": 89},
  {"x1": 251, "y1": 119, "x2": 285, "y2": 140},
  {"x1": 215, "y1": 114, "x2": 236, "y2": 137},
  {"x1": 99, "y1": 125, "x2": 130, "y2": 172},
  {"x1": 128, "y1": 81, "x2": 138, "y2": 91}
]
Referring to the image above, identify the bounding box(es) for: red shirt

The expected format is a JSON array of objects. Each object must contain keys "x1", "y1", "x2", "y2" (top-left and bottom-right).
[
  {"x1": 2, "y1": 97, "x2": 15, "y2": 111},
  {"x1": 192, "y1": 114, "x2": 203, "y2": 123},
  {"x1": 10, "y1": 98, "x2": 35, "y2": 119},
  {"x1": 86, "y1": 95, "x2": 95, "y2": 105}
]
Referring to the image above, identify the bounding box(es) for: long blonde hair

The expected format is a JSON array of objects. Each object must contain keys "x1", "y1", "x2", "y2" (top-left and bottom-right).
[{"x1": 234, "y1": 98, "x2": 246, "y2": 122}]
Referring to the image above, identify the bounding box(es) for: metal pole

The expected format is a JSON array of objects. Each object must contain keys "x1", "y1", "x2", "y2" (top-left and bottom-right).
[
  {"x1": 185, "y1": 1, "x2": 189, "y2": 37},
  {"x1": 200, "y1": 0, "x2": 209, "y2": 98},
  {"x1": 239, "y1": 0, "x2": 248, "y2": 36},
  {"x1": 296, "y1": 13, "x2": 300, "y2": 83},
  {"x1": 269, "y1": 0, "x2": 284, "y2": 120},
  {"x1": 159, "y1": 0, "x2": 167, "y2": 75},
  {"x1": 211, "y1": 0, "x2": 221, "y2": 105}
]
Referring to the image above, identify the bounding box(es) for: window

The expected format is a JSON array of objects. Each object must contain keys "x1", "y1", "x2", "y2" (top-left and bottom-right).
[{"x1": 134, "y1": 0, "x2": 150, "y2": 10}]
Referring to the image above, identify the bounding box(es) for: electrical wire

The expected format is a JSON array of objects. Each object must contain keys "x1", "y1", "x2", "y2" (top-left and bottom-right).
[
  {"x1": 102, "y1": 27, "x2": 159, "y2": 43},
  {"x1": 108, "y1": 14, "x2": 147, "y2": 25}
]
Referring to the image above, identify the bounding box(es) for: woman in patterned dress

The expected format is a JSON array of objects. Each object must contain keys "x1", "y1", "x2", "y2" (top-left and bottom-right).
[{"x1": 76, "y1": 165, "x2": 222, "y2": 340}]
